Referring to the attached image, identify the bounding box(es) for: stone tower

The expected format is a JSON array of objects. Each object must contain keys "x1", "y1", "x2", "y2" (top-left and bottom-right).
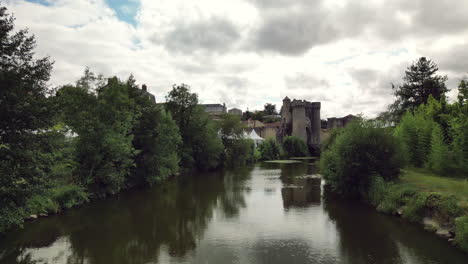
[{"x1": 279, "y1": 98, "x2": 321, "y2": 153}]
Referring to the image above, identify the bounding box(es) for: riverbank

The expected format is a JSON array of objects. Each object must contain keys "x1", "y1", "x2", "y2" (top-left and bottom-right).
[{"x1": 368, "y1": 168, "x2": 468, "y2": 253}]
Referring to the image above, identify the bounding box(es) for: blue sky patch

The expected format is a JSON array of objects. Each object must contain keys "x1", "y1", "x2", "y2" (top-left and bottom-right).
[
  {"x1": 105, "y1": 0, "x2": 140, "y2": 26},
  {"x1": 25, "y1": 0, "x2": 52, "y2": 6},
  {"x1": 26, "y1": 0, "x2": 140, "y2": 26}
]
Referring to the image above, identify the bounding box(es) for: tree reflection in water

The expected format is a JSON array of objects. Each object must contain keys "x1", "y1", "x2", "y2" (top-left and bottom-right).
[{"x1": 0, "y1": 167, "x2": 253, "y2": 264}]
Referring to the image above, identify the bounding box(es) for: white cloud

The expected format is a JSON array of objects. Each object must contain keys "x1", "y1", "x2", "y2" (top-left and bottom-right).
[{"x1": 5, "y1": 0, "x2": 468, "y2": 118}]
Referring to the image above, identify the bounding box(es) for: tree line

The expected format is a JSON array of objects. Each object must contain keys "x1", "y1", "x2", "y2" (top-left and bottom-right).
[
  {"x1": 0, "y1": 6, "x2": 257, "y2": 233},
  {"x1": 320, "y1": 57, "x2": 468, "y2": 251}
]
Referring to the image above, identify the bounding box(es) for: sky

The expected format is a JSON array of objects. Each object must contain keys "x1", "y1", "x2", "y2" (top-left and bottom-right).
[{"x1": 5, "y1": 0, "x2": 468, "y2": 118}]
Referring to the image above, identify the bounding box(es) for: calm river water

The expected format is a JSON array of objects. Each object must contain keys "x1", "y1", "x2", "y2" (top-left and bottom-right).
[{"x1": 1, "y1": 162, "x2": 467, "y2": 264}]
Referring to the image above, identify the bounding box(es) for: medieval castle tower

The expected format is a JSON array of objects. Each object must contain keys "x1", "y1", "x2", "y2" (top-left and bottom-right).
[{"x1": 279, "y1": 97, "x2": 321, "y2": 152}]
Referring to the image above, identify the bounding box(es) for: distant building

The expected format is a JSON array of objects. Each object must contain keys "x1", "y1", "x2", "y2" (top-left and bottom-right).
[
  {"x1": 278, "y1": 97, "x2": 321, "y2": 152},
  {"x1": 327, "y1": 114, "x2": 357, "y2": 129},
  {"x1": 141, "y1": 84, "x2": 156, "y2": 103},
  {"x1": 201, "y1": 103, "x2": 227, "y2": 120},
  {"x1": 242, "y1": 119, "x2": 280, "y2": 140},
  {"x1": 228, "y1": 108, "x2": 242, "y2": 116}
]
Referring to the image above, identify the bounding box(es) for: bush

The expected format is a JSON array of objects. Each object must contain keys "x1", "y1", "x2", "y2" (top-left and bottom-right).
[
  {"x1": 0, "y1": 205, "x2": 25, "y2": 234},
  {"x1": 451, "y1": 115, "x2": 468, "y2": 176},
  {"x1": 258, "y1": 138, "x2": 281, "y2": 161},
  {"x1": 455, "y1": 216, "x2": 468, "y2": 252},
  {"x1": 25, "y1": 195, "x2": 59, "y2": 214},
  {"x1": 427, "y1": 124, "x2": 451, "y2": 174},
  {"x1": 225, "y1": 139, "x2": 255, "y2": 167},
  {"x1": 393, "y1": 110, "x2": 434, "y2": 167},
  {"x1": 50, "y1": 185, "x2": 89, "y2": 209},
  {"x1": 282, "y1": 136, "x2": 309, "y2": 158},
  {"x1": 320, "y1": 120, "x2": 403, "y2": 196},
  {"x1": 399, "y1": 192, "x2": 463, "y2": 223},
  {"x1": 321, "y1": 128, "x2": 343, "y2": 152},
  {"x1": 402, "y1": 193, "x2": 428, "y2": 222},
  {"x1": 368, "y1": 177, "x2": 416, "y2": 214}
]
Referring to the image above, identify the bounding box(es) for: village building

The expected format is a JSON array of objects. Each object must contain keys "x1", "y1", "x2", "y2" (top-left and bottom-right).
[
  {"x1": 201, "y1": 103, "x2": 227, "y2": 120},
  {"x1": 326, "y1": 114, "x2": 358, "y2": 129},
  {"x1": 242, "y1": 119, "x2": 280, "y2": 140},
  {"x1": 228, "y1": 108, "x2": 242, "y2": 116}
]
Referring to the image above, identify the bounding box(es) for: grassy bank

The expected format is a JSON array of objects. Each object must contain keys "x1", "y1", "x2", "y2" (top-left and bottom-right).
[
  {"x1": 400, "y1": 168, "x2": 468, "y2": 206},
  {"x1": 369, "y1": 168, "x2": 468, "y2": 252}
]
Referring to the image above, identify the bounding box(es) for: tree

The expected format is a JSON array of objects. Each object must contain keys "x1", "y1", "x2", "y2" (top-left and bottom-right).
[
  {"x1": 428, "y1": 124, "x2": 450, "y2": 174},
  {"x1": 218, "y1": 114, "x2": 255, "y2": 167},
  {"x1": 258, "y1": 138, "x2": 281, "y2": 160},
  {"x1": 56, "y1": 76, "x2": 138, "y2": 196},
  {"x1": 264, "y1": 103, "x2": 277, "y2": 115},
  {"x1": 128, "y1": 77, "x2": 181, "y2": 186},
  {"x1": 165, "y1": 84, "x2": 223, "y2": 170},
  {"x1": 0, "y1": 6, "x2": 54, "y2": 231},
  {"x1": 390, "y1": 57, "x2": 448, "y2": 120},
  {"x1": 219, "y1": 114, "x2": 245, "y2": 144},
  {"x1": 282, "y1": 136, "x2": 309, "y2": 158},
  {"x1": 242, "y1": 109, "x2": 253, "y2": 121},
  {"x1": 320, "y1": 121, "x2": 402, "y2": 197},
  {"x1": 458, "y1": 78, "x2": 468, "y2": 106}
]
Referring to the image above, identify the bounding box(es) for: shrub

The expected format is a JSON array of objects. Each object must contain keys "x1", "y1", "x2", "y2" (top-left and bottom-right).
[
  {"x1": 225, "y1": 139, "x2": 255, "y2": 167},
  {"x1": 455, "y1": 216, "x2": 468, "y2": 252},
  {"x1": 394, "y1": 110, "x2": 434, "y2": 167},
  {"x1": 402, "y1": 193, "x2": 429, "y2": 222},
  {"x1": 320, "y1": 120, "x2": 403, "y2": 196},
  {"x1": 321, "y1": 128, "x2": 343, "y2": 152},
  {"x1": 368, "y1": 177, "x2": 416, "y2": 214},
  {"x1": 258, "y1": 138, "x2": 281, "y2": 161},
  {"x1": 0, "y1": 205, "x2": 25, "y2": 234},
  {"x1": 282, "y1": 136, "x2": 309, "y2": 158},
  {"x1": 427, "y1": 124, "x2": 451, "y2": 174},
  {"x1": 451, "y1": 115, "x2": 468, "y2": 176},
  {"x1": 25, "y1": 195, "x2": 59, "y2": 214},
  {"x1": 50, "y1": 185, "x2": 89, "y2": 209}
]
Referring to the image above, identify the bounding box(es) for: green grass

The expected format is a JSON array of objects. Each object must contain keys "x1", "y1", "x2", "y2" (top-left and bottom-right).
[
  {"x1": 400, "y1": 168, "x2": 468, "y2": 206},
  {"x1": 289, "y1": 157, "x2": 317, "y2": 160}
]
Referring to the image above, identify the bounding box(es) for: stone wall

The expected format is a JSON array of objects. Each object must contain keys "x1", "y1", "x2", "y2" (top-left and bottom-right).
[{"x1": 279, "y1": 97, "x2": 321, "y2": 153}]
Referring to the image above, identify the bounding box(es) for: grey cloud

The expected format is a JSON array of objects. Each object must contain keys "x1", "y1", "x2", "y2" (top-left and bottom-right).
[
  {"x1": 161, "y1": 17, "x2": 240, "y2": 54},
  {"x1": 349, "y1": 66, "x2": 404, "y2": 98},
  {"x1": 285, "y1": 73, "x2": 330, "y2": 90},
  {"x1": 434, "y1": 44, "x2": 468, "y2": 75},
  {"x1": 247, "y1": 0, "x2": 468, "y2": 56}
]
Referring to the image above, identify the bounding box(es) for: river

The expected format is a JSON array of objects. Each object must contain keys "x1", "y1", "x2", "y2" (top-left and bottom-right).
[{"x1": 0, "y1": 161, "x2": 467, "y2": 264}]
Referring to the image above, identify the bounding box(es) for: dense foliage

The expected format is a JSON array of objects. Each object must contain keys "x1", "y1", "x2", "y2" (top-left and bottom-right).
[
  {"x1": 218, "y1": 114, "x2": 256, "y2": 167},
  {"x1": 389, "y1": 57, "x2": 448, "y2": 121},
  {"x1": 0, "y1": 6, "x2": 54, "y2": 232},
  {"x1": 258, "y1": 138, "x2": 281, "y2": 160},
  {"x1": 282, "y1": 136, "x2": 309, "y2": 158},
  {"x1": 165, "y1": 84, "x2": 223, "y2": 170},
  {"x1": 320, "y1": 120, "x2": 403, "y2": 196},
  {"x1": 394, "y1": 95, "x2": 468, "y2": 176},
  {"x1": 0, "y1": 6, "x2": 238, "y2": 233}
]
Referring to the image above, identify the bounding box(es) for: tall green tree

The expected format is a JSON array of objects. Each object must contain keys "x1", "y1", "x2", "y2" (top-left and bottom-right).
[
  {"x1": 56, "y1": 75, "x2": 138, "y2": 196},
  {"x1": 264, "y1": 103, "x2": 277, "y2": 115},
  {"x1": 128, "y1": 77, "x2": 181, "y2": 186},
  {"x1": 218, "y1": 114, "x2": 255, "y2": 167},
  {"x1": 0, "y1": 6, "x2": 54, "y2": 231},
  {"x1": 458, "y1": 78, "x2": 468, "y2": 106},
  {"x1": 390, "y1": 57, "x2": 448, "y2": 120},
  {"x1": 165, "y1": 84, "x2": 223, "y2": 170}
]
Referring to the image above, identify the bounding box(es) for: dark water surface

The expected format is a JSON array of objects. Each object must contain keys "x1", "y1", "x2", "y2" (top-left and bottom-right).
[{"x1": 1, "y1": 162, "x2": 467, "y2": 264}]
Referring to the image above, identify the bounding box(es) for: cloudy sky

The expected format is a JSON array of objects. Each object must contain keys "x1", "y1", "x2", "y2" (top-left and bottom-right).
[{"x1": 5, "y1": 0, "x2": 468, "y2": 118}]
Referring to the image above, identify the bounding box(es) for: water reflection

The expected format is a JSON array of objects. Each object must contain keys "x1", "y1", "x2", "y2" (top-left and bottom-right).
[
  {"x1": 0, "y1": 168, "x2": 253, "y2": 264},
  {"x1": 0, "y1": 163, "x2": 467, "y2": 264},
  {"x1": 278, "y1": 162, "x2": 321, "y2": 209}
]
